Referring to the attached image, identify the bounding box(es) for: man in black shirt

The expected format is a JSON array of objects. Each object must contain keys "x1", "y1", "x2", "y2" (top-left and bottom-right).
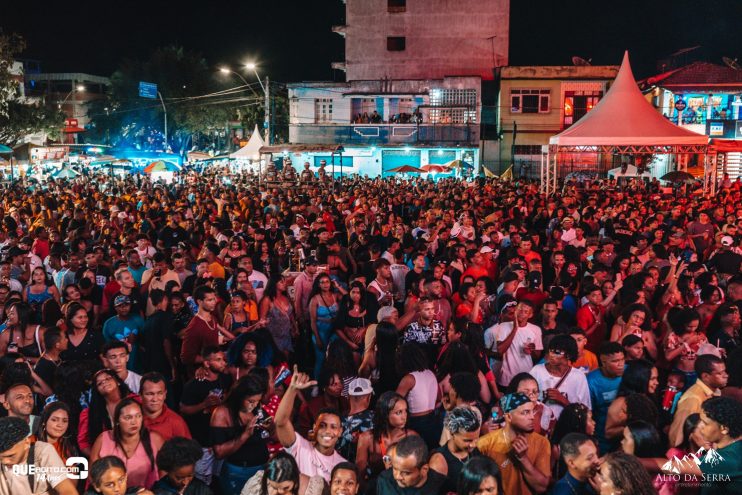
[
  {"x1": 34, "y1": 328, "x2": 67, "y2": 391},
  {"x1": 376, "y1": 435, "x2": 446, "y2": 495},
  {"x1": 141, "y1": 289, "x2": 177, "y2": 381},
  {"x1": 157, "y1": 212, "x2": 189, "y2": 250},
  {"x1": 179, "y1": 346, "x2": 232, "y2": 485}
]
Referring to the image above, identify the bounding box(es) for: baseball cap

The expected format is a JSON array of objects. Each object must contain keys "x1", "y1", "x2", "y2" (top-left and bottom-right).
[
  {"x1": 304, "y1": 257, "x2": 319, "y2": 266},
  {"x1": 114, "y1": 295, "x2": 132, "y2": 307},
  {"x1": 480, "y1": 245, "x2": 494, "y2": 254},
  {"x1": 721, "y1": 235, "x2": 734, "y2": 247},
  {"x1": 348, "y1": 378, "x2": 373, "y2": 397}
]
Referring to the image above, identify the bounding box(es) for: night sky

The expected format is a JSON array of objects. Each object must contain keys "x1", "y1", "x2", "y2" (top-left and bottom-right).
[{"x1": 3, "y1": 0, "x2": 742, "y2": 82}]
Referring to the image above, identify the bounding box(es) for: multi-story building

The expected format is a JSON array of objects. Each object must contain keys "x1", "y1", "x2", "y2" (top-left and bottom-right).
[
  {"x1": 644, "y1": 62, "x2": 742, "y2": 177},
  {"x1": 496, "y1": 65, "x2": 619, "y2": 176},
  {"x1": 277, "y1": 0, "x2": 509, "y2": 177},
  {"x1": 24, "y1": 72, "x2": 110, "y2": 142}
]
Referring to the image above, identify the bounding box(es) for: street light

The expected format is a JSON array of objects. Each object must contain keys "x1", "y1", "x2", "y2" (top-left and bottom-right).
[
  {"x1": 58, "y1": 85, "x2": 86, "y2": 109},
  {"x1": 245, "y1": 63, "x2": 270, "y2": 144}
]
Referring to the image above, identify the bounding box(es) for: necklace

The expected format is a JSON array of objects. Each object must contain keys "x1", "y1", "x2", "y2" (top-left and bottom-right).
[
  {"x1": 196, "y1": 312, "x2": 216, "y2": 330},
  {"x1": 564, "y1": 475, "x2": 580, "y2": 495}
]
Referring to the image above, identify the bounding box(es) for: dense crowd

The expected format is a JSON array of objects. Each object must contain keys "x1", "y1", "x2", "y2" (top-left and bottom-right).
[{"x1": 0, "y1": 167, "x2": 740, "y2": 495}]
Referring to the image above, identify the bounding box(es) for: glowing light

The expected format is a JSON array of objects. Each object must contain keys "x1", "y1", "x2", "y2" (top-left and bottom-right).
[
  {"x1": 245, "y1": 63, "x2": 257, "y2": 70},
  {"x1": 219, "y1": 67, "x2": 230, "y2": 74},
  {"x1": 76, "y1": 85, "x2": 85, "y2": 92},
  {"x1": 437, "y1": 150, "x2": 443, "y2": 155}
]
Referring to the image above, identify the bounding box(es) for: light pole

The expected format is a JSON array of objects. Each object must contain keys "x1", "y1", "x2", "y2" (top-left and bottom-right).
[
  {"x1": 58, "y1": 85, "x2": 85, "y2": 144},
  {"x1": 157, "y1": 91, "x2": 168, "y2": 150},
  {"x1": 246, "y1": 63, "x2": 270, "y2": 145},
  {"x1": 58, "y1": 84, "x2": 86, "y2": 109}
]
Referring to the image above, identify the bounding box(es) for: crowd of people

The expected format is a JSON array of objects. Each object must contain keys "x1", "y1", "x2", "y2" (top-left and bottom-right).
[{"x1": 0, "y1": 167, "x2": 740, "y2": 495}]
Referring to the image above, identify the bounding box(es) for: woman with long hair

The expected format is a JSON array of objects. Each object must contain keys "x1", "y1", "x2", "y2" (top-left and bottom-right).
[
  {"x1": 610, "y1": 303, "x2": 657, "y2": 360},
  {"x1": 437, "y1": 342, "x2": 491, "y2": 405},
  {"x1": 37, "y1": 401, "x2": 80, "y2": 462},
  {"x1": 550, "y1": 403, "x2": 596, "y2": 480},
  {"x1": 152, "y1": 437, "x2": 211, "y2": 495},
  {"x1": 595, "y1": 451, "x2": 657, "y2": 495},
  {"x1": 240, "y1": 450, "x2": 327, "y2": 495},
  {"x1": 308, "y1": 273, "x2": 340, "y2": 380},
  {"x1": 259, "y1": 275, "x2": 297, "y2": 357},
  {"x1": 23, "y1": 265, "x2": 60, "y2": 316},
  {"x1": 90, "y1": 398, "x2": 163, "y2": 489},
  {"x1": 361, "y1": 320, "x2": 400, "y2": 396},
  {"x1": 226, "y1": 332, "x2": 263, "y2": 382},
  {"x1": 456, "y1": 456, "x2": 501, "y2": 495},
  {"x1": 210, "y1": 375, "x2": 270, "y2": 495},
  {"x1": 85, "y1": 456, "x2": 155, "y2": 495},
  {"x1": 78, "y1": 368, "x2": 133, "y2": 455},
  {"x1": 395, "y1": 342, "x2": 440, "y2": 449},
  {"x1": 0, "y1": 301, "x2": 43, "y2": 361},
  {"x1": 621, "y1": 420, "x2": 662, "y2": 458},
  {"x1": 335, "y1": 281, "x2": 370, "y2": 361},
  {"x1": 60, "y1": 302, "x2": 104, "y2": 364},
  {"x1": 664, "y1": 307, "x2": 707, "y2": 389},
  {"x1": 355, "y1": 391, "x2": 418, "y2": 481}
]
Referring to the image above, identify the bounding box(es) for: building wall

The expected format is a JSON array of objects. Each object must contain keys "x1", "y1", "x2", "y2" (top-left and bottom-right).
[
  {"x1": 288, "y1": 76, "x2": 481, "y2": 146},
  {"x1": 343, "y1": 0, "x2": 509, "y2": 81},
  {"x1": 495, "y1": 66, "x2": 618, "y2": 172}
]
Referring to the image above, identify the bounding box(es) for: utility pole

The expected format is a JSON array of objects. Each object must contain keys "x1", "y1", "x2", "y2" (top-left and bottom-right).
[
  {"x1": 157, "y1": 91, "x2": 168, "y2": 150},
  {"x1": 264, "y1": 76, "x2": 271, "y2": 145}
]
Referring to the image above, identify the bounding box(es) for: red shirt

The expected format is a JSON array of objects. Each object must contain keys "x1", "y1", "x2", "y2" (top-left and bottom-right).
[
  {"x1": 144, "y1": 405, "x2": 191, "y2": 441},
  {"x1": 576, "y1": 304, "x2": 606, "y2": 353},
  {"x1": 180, "y1": 314, "x2": 219, "y2": 366}
]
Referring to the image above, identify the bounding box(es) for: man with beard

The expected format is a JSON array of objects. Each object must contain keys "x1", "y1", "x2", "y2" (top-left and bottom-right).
[
  {"x1": 275, "y1": 366, "x2": 346, "y2": 482},
  {"x1": 477, "y1": 393, "x2": 551, "y2": 495},
  {"x1": 552, "y1": 433, "x2": 601, "y2": 495},
  {"x1": 375, "y1": 435, "x2": 446, "y2": 495}
]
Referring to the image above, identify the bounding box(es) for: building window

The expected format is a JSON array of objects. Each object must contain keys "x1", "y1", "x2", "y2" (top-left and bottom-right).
[
  {"x1": 563, "y1": 90, "x2": 602, "y2": 127},
  {"x1": 429, "y1": 88, "x2": 477, "y2": 123},
  {"x1": 387, "y1": 37, "x2": 406, "y2": 51},
  {"x1": 513, "y1": 145, "x2": 543, "y2": 155},
  {"x1": 314, "y1": 98, "x2": 333, "y2": 123},
  {"x1": 388, "y1": 0, "x2": 406, "y2": 12},
  {"x1": 511, "y1": 89, "x2": 550, "y2": 114}
]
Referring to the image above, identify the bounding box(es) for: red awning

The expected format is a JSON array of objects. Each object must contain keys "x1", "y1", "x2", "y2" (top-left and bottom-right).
[
  {"x1": 63, "y1": 127, "x2": 85, "y2": 133},
  {"x1": 711, "y1": 139, "x2": 742, "y2": 153}
]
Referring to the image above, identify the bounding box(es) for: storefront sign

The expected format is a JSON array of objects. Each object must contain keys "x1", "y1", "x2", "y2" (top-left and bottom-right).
[{"x1": 710, "y1": 123, "x2": 725, "y2": 136}]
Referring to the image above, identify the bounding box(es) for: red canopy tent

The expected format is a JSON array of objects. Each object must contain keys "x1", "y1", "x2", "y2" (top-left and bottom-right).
[{"x1": 543, "y1": 52, "x2": 709, "y2": 195}]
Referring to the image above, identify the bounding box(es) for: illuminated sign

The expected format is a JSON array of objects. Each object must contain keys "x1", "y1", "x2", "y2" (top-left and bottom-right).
[
  {"x1": 710, "y1": 123, "x2": 725, "y2": 136},
  {"x1": 139, "y1": 82, "x2": 158, "y2": 99}
]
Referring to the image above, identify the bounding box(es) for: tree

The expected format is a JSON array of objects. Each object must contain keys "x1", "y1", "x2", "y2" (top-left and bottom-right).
[
  {"x1": 0, "y1": 33, "x2": 65, "y2": 145},
  {"x1": 86, "y1": 46, "x2": 262, "y2": 155}
]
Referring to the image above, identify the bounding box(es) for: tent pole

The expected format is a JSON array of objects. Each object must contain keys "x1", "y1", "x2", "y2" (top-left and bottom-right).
[{"x1": 540, "y1": 152, "x2": 545, "y2": 194}]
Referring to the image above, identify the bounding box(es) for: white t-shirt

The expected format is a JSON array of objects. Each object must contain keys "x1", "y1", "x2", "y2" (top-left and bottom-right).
[
  {"x1": 248, "y1": 270, "x2": 268, "y2": 303},
  {"x1": 389, "y1": 263, "x2": 409, "y2": 298},
  {"x1": 124, "y1": 370, "x2": 142, "y2": 394},
  {"x1": 491, "y1": 322, "x2": 543, "y2": 388},
  {"x1": 529, "y1": 363, "x2": 591, "y2": 419}
]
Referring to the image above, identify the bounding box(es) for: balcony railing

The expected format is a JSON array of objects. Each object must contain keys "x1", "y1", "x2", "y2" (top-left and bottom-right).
[{"x1": 289, "y1": 123, "x2": 479, "y2": 146}]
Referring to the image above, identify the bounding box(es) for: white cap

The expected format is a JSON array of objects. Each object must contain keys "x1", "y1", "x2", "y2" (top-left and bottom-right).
[
  {"x1": 480, "y1": 246, "x2": 494, "y2": 254},
  {"x1": 721, "y1": 235, "x2": 734, "y2": 247},
  {"x1": 348, "y1": 378, "x2": 373, "y2": 396}
]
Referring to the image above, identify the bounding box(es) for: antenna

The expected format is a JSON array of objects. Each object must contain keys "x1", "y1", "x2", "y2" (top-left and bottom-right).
[
  {"x1": 571, "y1": 56, "x2": 592, "y2": 66},
  {"x1": 723, "y1": 56, "x2": 741, "y2": 70}
]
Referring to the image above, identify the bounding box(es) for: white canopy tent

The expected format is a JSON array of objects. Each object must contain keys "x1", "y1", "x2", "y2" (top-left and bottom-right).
[
  {"x1": 543, "y1": 52, "x2": 709, "y2": 195},
  {"x1": 230, "y1": 125, "x2": 265, "y2": 162}
]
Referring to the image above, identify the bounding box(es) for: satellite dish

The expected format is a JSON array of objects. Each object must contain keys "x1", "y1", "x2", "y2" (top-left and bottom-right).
[
  {"x1": 723, "y1": 56, "x2": 741, "y2": 70},
  {"x1": 571, "y1": 56, "x2": 592, "y2": 66}
]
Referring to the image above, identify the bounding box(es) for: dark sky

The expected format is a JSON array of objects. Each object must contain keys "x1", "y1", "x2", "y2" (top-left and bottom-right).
[{"x1": 4, "y1": 0, "x2": 742, "y2": 82}]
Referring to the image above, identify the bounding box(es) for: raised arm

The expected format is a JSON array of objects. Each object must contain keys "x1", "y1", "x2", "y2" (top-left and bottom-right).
[{"x1": 275, "y1": 365, "x2": 317, "y2": 448}]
